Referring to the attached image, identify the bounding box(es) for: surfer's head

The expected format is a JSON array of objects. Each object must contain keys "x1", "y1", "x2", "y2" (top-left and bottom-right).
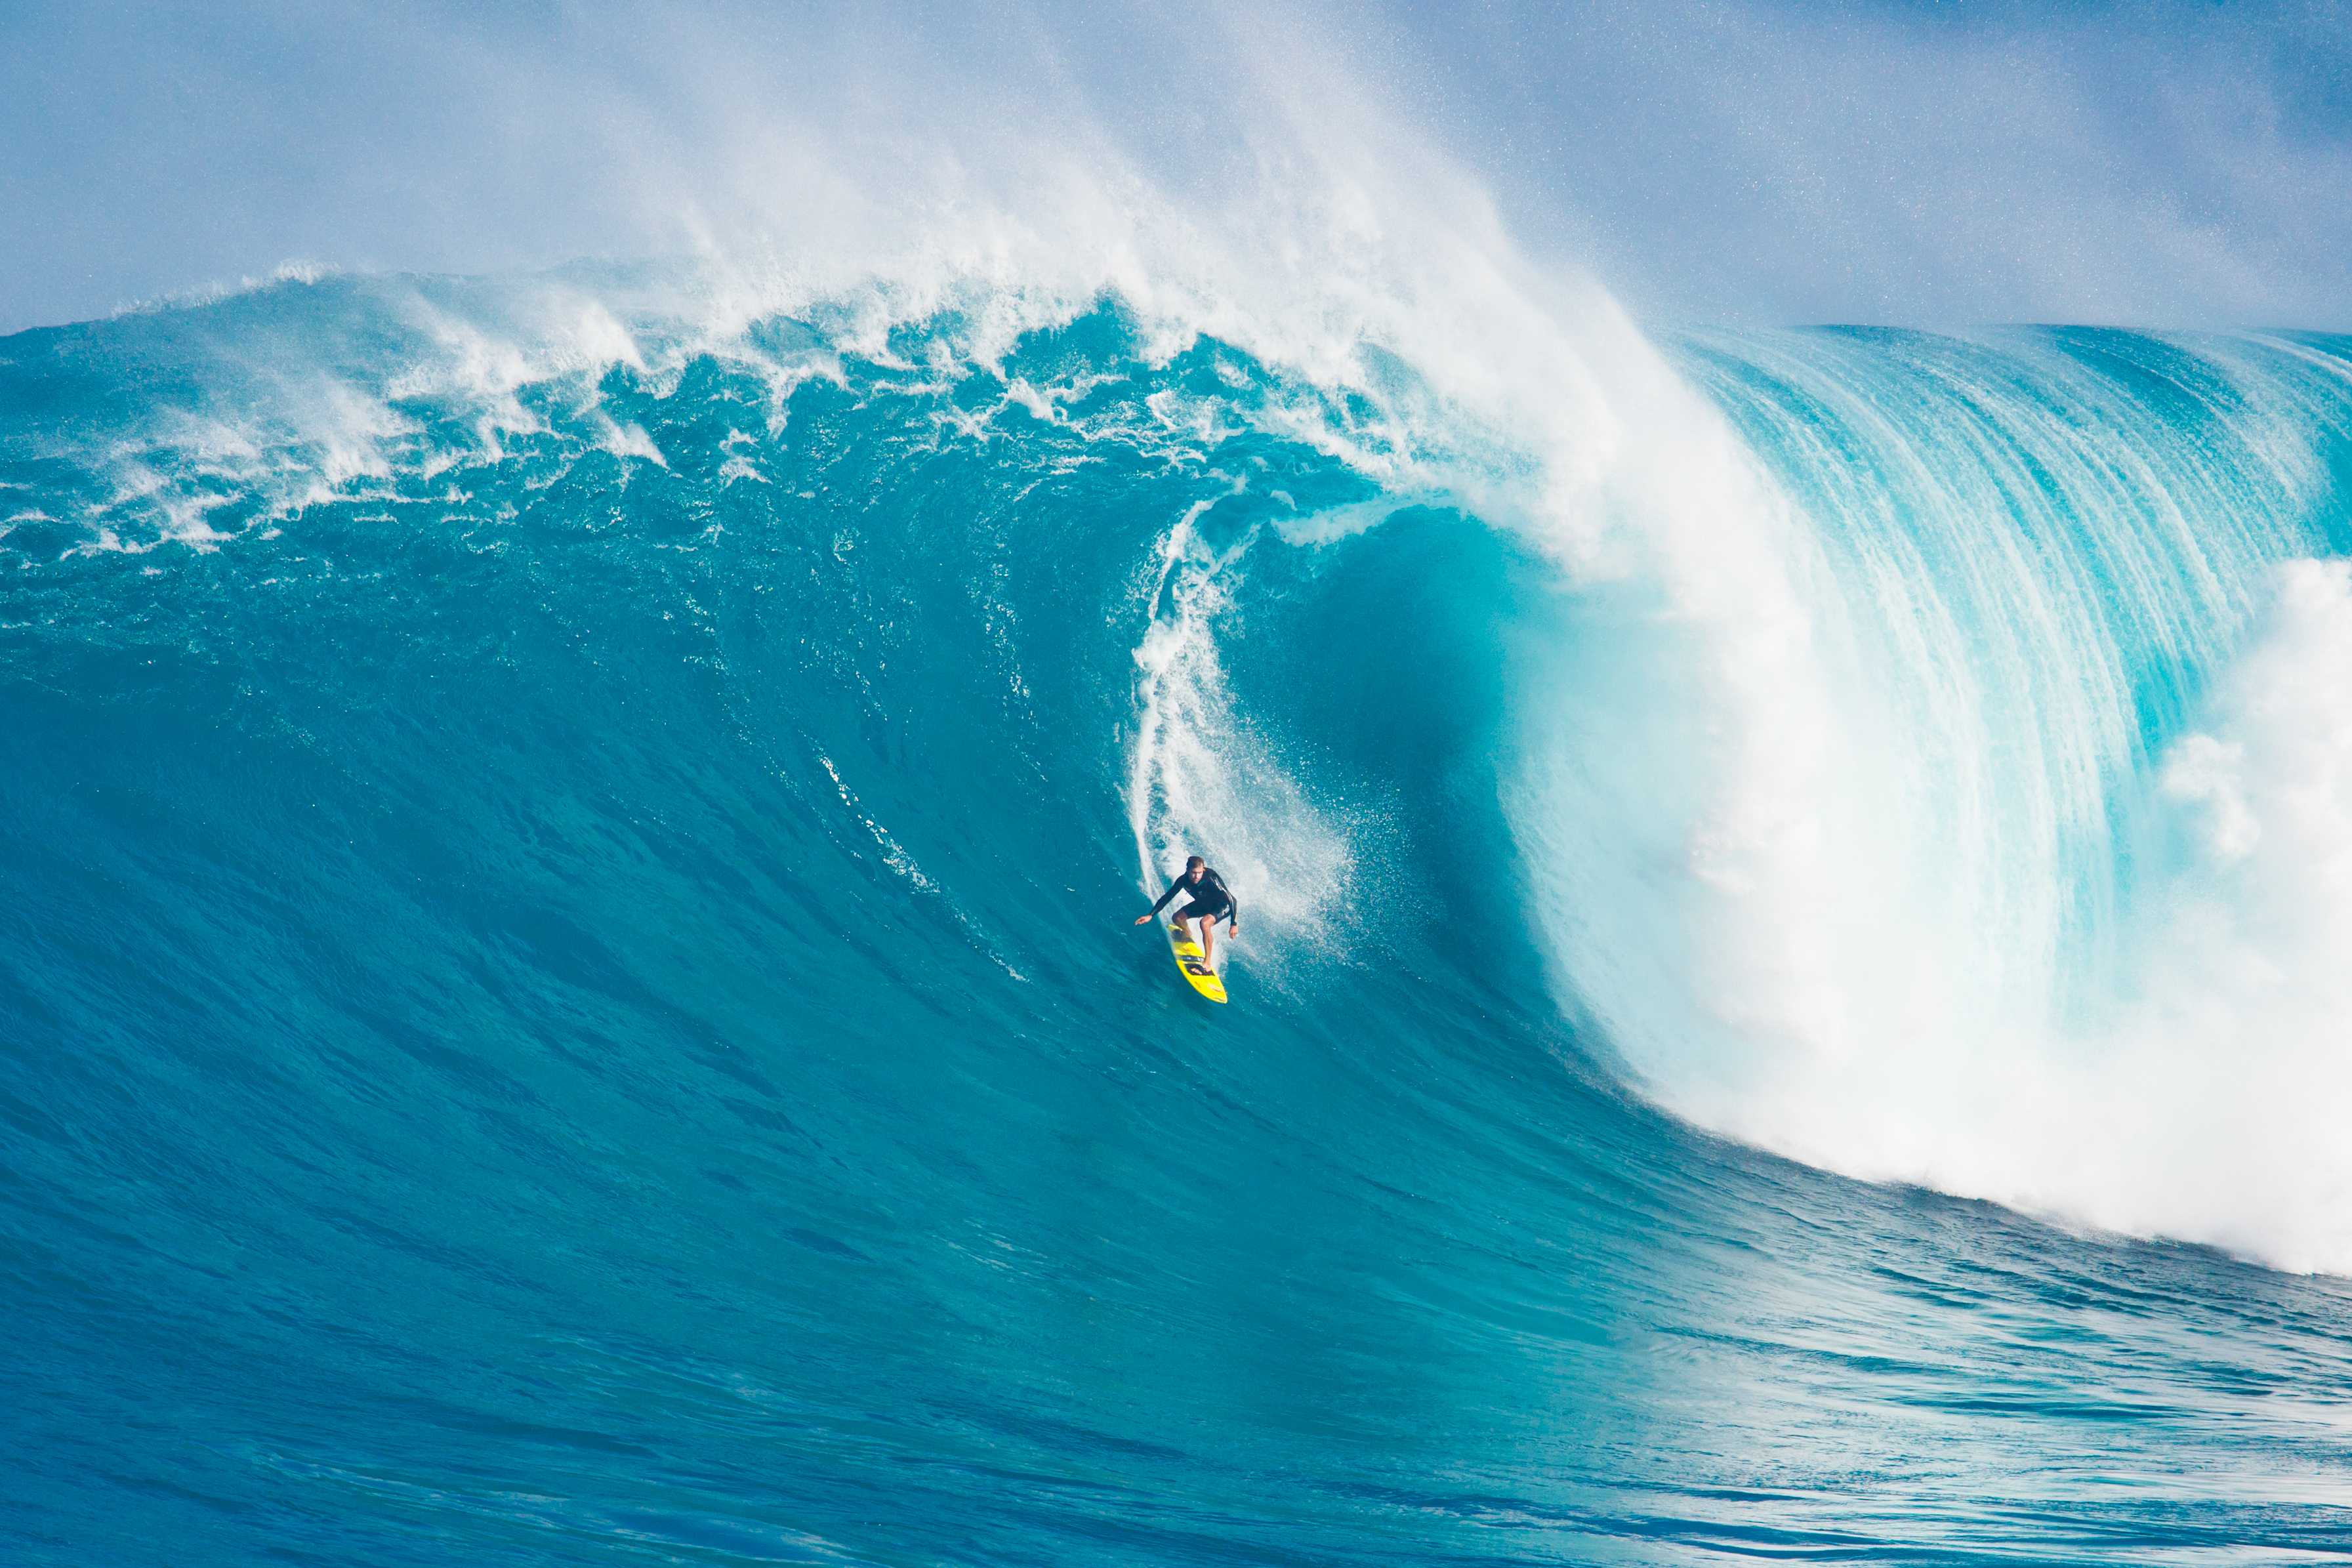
[{"x1": 1186, "y1": 856, "x2": 1204, "y2": 878}]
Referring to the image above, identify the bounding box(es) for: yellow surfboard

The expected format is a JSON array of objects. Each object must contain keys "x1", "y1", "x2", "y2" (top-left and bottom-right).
[{"x1": 1166, "y1": 919, "x2": 1229, "y2": 1004}]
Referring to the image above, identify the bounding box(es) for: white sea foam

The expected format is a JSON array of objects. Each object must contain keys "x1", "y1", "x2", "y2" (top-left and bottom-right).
[
  {"x1": 1708, "y1": 558, "x2": 2352, "y2": 1274},
  {"x1": 2078, "y1": 560, "x2": 2352, "y2": 1266}
]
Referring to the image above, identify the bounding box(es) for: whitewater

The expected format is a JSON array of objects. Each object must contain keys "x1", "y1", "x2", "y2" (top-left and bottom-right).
[{"x1": 7, "y1": 181, "x2": 2352, "y2": 1559}]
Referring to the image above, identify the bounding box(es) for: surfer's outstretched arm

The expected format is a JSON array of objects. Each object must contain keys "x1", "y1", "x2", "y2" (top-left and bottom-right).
[{"x1": 1133, "y1": 878, "x2": 1182, "y2": 925}]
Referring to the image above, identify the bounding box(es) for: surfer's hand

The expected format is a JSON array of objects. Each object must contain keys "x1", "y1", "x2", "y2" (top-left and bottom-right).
[{"x1": 1133, "y1": 914, "x2": 1150, "y2": 925}]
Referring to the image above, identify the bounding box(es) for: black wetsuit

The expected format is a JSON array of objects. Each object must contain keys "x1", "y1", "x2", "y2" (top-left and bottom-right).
[{"x1": 1149, "y1": 868, "x2": 1238, "y2": 928}]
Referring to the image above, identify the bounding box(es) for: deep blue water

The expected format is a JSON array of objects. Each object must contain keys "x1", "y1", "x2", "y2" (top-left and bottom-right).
[{"x1": 6, "y1": 273, "x2": 2352, "y2": 1565}]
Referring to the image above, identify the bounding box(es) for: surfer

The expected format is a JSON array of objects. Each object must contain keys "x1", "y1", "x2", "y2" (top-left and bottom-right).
[{"x1": 1135, "y1": 856, "x2": 1240, "y2": 972}]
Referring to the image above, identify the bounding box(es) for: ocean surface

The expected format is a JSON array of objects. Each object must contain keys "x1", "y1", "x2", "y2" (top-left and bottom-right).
[{"x1": 6, "y1": 265, "x2": 2352, "y2": 1564}]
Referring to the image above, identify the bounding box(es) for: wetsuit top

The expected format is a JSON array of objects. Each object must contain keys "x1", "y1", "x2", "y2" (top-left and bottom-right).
[{"x1": 1149, "y1": 867, "x2": 1238, "y2": 924}]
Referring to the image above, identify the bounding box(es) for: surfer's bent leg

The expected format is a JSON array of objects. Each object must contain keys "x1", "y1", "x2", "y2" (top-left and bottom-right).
[
  {"x1": 1198, "y1": 899, "x2": 1234, "y2": 971},
  {"x1": 1169, "y1": 897, "x2": 1228, "y2": 973}
]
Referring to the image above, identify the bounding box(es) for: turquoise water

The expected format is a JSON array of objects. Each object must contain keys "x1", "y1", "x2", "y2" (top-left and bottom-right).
[{"x1": 6, "y1": 273, "x2": 2352, "y2": 1563}]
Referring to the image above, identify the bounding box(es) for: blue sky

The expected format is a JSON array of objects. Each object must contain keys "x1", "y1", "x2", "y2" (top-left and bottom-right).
[{"x1": 3, "y1": 0, "x2": 2348, "y2": 333}]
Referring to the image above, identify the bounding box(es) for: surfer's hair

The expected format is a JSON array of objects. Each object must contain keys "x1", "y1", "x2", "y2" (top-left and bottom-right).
[{"x1": 1186, "y1": 856, "x2": 1205, "y2": 870}]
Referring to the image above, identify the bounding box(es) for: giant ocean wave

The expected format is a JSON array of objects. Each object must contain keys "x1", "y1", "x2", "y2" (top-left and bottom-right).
[{"x1": 7, "y1": 249, "x2": 2352, "y2": 1562}]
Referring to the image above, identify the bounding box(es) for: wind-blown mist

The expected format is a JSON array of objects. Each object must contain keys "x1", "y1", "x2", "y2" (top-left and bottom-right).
[
  {"x1": 7, "y1": 0, "x2": 2352, "y2": 332},
  {"x1": 1383, "y1": 0, "x2": 2352, "y2": 326}
]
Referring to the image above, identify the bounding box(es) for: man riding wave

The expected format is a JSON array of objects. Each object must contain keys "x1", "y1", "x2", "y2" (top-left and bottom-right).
[{"x1": 1134, "y1": 856, "x2": 1239, "y2": 973}]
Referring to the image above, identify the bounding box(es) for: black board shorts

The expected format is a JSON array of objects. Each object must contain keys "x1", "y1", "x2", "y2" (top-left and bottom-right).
[{"x1": 1172, "y1": 897, "x2": 1232, "y2": 924}]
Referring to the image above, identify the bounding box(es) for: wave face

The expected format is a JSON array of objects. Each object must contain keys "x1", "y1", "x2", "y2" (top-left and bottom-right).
[{"x1": 7, "y1": 272, "x2": 2352, "y2": 1565}]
